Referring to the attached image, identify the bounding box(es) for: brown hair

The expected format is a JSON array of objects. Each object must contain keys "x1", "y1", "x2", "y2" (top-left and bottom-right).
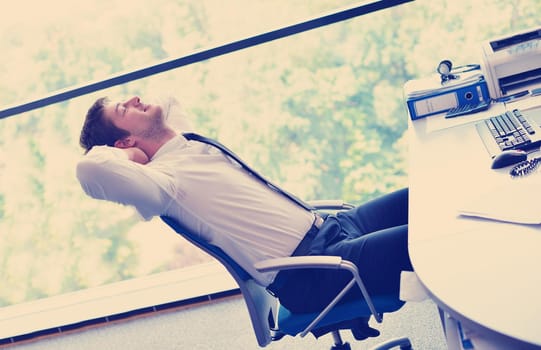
[{"x1": 79, "y1": 97, "x2": 130, "y2": 153}]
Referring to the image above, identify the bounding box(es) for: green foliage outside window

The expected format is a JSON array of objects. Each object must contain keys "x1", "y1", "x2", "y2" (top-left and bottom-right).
[{"x1": 0, "y1": 0, "x2": 539, "y2": 306}]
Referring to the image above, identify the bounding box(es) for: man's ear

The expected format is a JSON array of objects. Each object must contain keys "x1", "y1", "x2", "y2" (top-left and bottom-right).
[{"x1": 114, "y1": 137, "x2": 135, "y2": 149}]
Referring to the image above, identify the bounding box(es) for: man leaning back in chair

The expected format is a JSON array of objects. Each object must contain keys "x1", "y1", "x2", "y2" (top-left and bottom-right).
[{"x1": 76, "y1": 95, "x2": 413, "y2": 340}]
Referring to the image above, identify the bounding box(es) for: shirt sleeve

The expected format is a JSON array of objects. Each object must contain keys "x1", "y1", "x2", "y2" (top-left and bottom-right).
[{"x1": 76, "y1": 146, "x2": 171, "y2": 220}]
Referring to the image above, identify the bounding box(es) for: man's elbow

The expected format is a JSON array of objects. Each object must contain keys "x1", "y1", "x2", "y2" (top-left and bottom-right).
[{"x1": 76, "y1": 160, "x2": 107, "y2": 199}]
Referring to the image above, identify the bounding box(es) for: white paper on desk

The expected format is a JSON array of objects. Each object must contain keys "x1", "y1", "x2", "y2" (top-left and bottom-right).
[{"x1": 458, "y1": 175, "x2": 541, "y2": 224}]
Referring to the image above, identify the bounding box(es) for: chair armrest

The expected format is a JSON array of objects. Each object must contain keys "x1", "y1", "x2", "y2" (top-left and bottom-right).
[
  {"x1": 307, "y1": 200, "x2": 354, "y2": 211},
  {"x1": 254, "y1": 256, "x2": 344, "y2": 273},
  {"x1": 254, "y1": 255, "x2": 383, "y2": 329}
]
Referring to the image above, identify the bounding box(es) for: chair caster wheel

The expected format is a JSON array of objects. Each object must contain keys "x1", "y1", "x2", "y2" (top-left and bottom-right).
[{"x1": 330, "y1": 342, "x2": 351, "y2": 350}]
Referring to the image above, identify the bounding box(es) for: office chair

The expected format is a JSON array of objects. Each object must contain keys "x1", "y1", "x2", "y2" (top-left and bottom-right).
[{"x1": 161, "y1": 200, "x2": 412, "y2": 350}]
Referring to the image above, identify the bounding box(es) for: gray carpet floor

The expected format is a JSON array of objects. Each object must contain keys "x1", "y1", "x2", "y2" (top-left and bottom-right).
[{"x1": 5, "y1": 297, "x2": 446, "y2": 350}]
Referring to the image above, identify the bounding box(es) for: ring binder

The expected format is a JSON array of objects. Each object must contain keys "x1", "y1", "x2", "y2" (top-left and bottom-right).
[{"x1": 404, "y1": 73, "x2": 490, "y2": 120}]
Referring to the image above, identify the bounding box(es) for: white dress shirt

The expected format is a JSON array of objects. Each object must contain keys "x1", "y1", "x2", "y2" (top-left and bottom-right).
[{"x1": 76, "y1": 135, "x2": 314, "y2": 285}]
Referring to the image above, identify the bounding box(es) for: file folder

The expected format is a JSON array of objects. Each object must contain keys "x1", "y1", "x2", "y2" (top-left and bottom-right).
[{"x1": 404, "y1": 73, "x2": 490, "y2": 120}]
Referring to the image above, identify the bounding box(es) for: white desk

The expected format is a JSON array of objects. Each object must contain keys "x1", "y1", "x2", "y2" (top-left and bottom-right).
[{"x1": 408, "y1": 98, "x2": 541, "y2": 349}]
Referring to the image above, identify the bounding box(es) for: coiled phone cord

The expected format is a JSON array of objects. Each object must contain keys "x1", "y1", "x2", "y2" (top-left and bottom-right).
[{"x1": 510, "y1": 157, "x2": 541, "y2": 177}]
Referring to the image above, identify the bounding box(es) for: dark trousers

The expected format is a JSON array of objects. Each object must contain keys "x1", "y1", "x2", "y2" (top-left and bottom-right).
[{"x1": 270, "y1": 188, "x2": 412, "y2": 314}]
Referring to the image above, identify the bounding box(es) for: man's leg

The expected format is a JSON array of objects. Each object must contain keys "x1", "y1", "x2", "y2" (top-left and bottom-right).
[
  {"x1": 336, "y1": 187, "x2": 409, "y2": 237},
  {"x1": 276, "y1": 188, "x2": 411, "y2": 312},
  {"x1": 314, "y1": 188, "x2": 411, "y2": 297},
  {"x1": 321, "y1": 223, "x2": 411, "y2": 340},
  {"x1": 323, "y1": 223, "x2": 412, "y2": 298}
]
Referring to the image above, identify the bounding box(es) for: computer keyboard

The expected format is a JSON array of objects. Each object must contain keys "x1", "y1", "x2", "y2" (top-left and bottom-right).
[
  {"x1": 483, "y1": 110, "x2": 534, "y2": 150},
  {"x1": 476, "y1": 108, "x2": 541, "y2": 158}
]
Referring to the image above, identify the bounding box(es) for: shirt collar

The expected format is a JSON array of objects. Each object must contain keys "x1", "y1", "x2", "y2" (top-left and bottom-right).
[{"x1": 151, "y1": 134, "x2": 189, "y2": 161}]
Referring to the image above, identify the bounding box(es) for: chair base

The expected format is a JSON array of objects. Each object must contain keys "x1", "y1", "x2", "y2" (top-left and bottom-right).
[
  {"x1": 330, "y1": 330, "x2": 351, "y2": 350},
  {"x1": 328, "y1": 331, "x2": 411, "y2": 350},
  {"x1": 368, "y1": 336, "x2": 412, "y2": 350},
  {"x1": 331, "y1": 342, "x2": 351, "y2": 350}
]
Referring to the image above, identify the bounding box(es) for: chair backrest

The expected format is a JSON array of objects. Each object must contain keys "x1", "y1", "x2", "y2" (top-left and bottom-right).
[{"x1": 160, "y1": 216, "x2": 276, "y2": 347}]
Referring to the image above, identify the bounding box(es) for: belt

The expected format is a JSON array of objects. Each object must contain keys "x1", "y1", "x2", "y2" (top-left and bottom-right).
[
  {"x1": 267, "y1": 213, "x2": 325, "y2": 296},
  {"x1": 313, "y1": 212, "x2": 325, "y2": 229}
]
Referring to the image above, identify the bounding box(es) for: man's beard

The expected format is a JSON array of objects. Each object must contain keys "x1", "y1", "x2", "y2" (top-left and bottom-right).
[{"x1": 138, "y1": 111, "x2": 167, "y2": 140}]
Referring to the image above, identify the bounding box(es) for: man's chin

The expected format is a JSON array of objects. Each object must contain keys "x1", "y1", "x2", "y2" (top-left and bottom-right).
[
  {"x1": 150, "y1": 104, "x2": 162, "y2": 114},
  {"x1": 148, "y1": 105, "x2": 164, "y2": 121}
]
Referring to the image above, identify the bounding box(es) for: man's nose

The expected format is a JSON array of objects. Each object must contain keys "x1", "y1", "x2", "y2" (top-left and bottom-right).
[{"x1": 126, "y1": 96, "x2": 140, "y2": 106}]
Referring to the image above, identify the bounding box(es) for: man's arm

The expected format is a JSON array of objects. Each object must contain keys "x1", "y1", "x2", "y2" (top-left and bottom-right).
[{"x1": 76, "y1": 146, "x2": 169, "y2": 220}]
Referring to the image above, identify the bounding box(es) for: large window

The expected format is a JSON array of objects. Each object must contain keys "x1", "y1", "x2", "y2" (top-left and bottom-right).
[{"x1": 0, "y1": 0, "x2": 539, "y2": 325}]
